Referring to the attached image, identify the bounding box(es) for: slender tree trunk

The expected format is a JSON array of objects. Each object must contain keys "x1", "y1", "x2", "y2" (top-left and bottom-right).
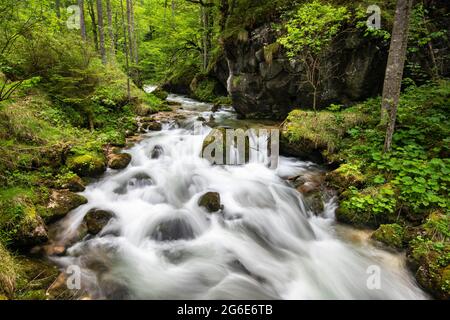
[
  {"x1": 106, "y1": 0, "x2": 115, "y2": 56},
  {"x1": 97, "y1": 0, "x2": 107, "y2": 64},
  {"x1": 126, "y1": 0, "x2": 134, "y2": 63},
  {"x1": 78, "y1": 0, "x2": 88, "y2": 41},
  {"x1": 55, "y1": 0, "x2": 61, "y2": 18},
  {"x1": 87, "y1": 0, "x2": 99, "y2": 51},
  {"x1": 130, "y1": 0, "x2": 138, "y2": 65},
  {"x1": 120, "y1": 0, "x2": 131, "y2": 100},
  {"x1": 381, "y1": 0, "x2": 413, "y2": 153}
]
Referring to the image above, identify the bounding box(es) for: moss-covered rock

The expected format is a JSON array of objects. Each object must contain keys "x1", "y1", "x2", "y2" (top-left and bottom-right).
[
  {"x1": 336, "y1": 184, "x2": 398, "y2": 228},
  {"x1": 281, "y1": 109, "x2": 368, "y2": 163},
  {"x1": 43, "y1": 190, "x2": 88, "y2": 223},
  {"x1": 198, "y1": 192, "x2": 222, "y2": 213},
  {"x1": 371, "y1": 223, "x2": 405, "y2": 249},
  {"x1": 14, "y1": 213, "x2": 48, "y2": 247},
  {"x1": 405, "y1": 212, "x2": 449, "y2": 299},
  {"x1": 83, "y1": 209, "x2": 115, "y2": 235},
  {"x1": 108, "y1": 153, "x2": 132, "y2": 170},
  {"x1": 59, "y1": 174, "x2": 86, "y2": 192},
  {"x1": 326, "y1": 164, "x2": 366, "y2": 193},
  {"x1": 152, "y1": 88, "x2": 169, "y2": 100},
  {"x1": 140, "y1": 118, "x2": 163, "y2": 132},
  {"x1": 66, "y1": 153, "x2": 107, "y2": 177}
]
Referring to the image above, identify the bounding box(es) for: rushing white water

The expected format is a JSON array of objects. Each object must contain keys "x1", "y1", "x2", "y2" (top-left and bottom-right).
[{"x1": 51, "y1": 95, "x2": 428, "y2": 300}]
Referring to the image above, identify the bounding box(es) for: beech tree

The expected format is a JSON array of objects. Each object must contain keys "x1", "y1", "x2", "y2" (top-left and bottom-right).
[
  {"x1": 381, "y1": 0, "x2": 413, "y2": 152},
  {"x1": 78, "y1": 0, "x2": 87, "y2": 41},
  {"x1": 97, "y1": 0, "x2": 107, "y2": 64}
]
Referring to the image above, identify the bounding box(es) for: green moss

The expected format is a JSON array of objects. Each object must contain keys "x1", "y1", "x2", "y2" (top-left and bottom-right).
[
  {"x1": 326, "y1": 163, "x2": 366, "y2": 192},
  {"x1": 282, "y1": 109, "x2": 369, "y2": 158},
  {"x1": 372, "y1": 223, "x2": 405, "y2": 249},
  {"x1": 66, "y1": 153, "x2": 106, "y2": 178}
]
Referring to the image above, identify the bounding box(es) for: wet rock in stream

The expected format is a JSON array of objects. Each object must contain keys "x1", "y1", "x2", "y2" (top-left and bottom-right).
[{"x1": 150, "y1": 217, "x2": 195, "y2": 242}]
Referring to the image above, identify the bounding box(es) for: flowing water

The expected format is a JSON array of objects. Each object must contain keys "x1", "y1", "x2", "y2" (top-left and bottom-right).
[{"x1": 50, "y1": 92, "x2": 428, "y2": 300}]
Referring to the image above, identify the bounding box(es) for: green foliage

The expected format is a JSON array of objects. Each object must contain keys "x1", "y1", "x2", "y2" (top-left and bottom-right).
[{"x1": 278, "y1": 1, "x2": 350, "y2": 58}]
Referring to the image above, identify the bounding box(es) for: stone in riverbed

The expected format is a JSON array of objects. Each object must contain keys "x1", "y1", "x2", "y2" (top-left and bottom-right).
[
  {"x1": 108, "y1": 153, "x2": 132, "y2": 170},
  {"x1": 198, "y1": 192, "x2": 222, "y2": 213},
  {"x1": 44, "y1": 190, "x2": 88, "y2": 223},
  {"x1": 83, "y1": 209, "x2": 115, "y2": 235},
  {"x1": 151, "y1": 145, "x2": 164, "y2": 159},
  {"x1": 151, "y1": 217, "x2": 195, "y2": 242}
]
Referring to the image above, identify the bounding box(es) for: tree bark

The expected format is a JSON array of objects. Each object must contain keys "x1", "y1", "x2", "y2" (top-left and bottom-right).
[
  {"x1": 106, "y1": 0, "x2": 116, "y2": 56},
  {"x1": 78, "y1": 0, "x2": 87, "y2": 41},
  {"x1": 120, "y1": 0, "x2": 131, "y2": 100},
  {"x1": 381, "y1": 0, "x2": 413, "y2": 153},
  {"x1": 87, "y1": 0, "x2": 99, "y2": 51},
  {"x1": 130, "y1": 0, "x2": 138, "y2": 65},
  {"x1": 97, "y1": 0, "x2": 107, "y2": 64},
  {"x1": 126, "y1": 0, "x2": 134, "y2": 63},
  {"x1": 55, "y1": 0, "x2": 61, "y2": 18}
]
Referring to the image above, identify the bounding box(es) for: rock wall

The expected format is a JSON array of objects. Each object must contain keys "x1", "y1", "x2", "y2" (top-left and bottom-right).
[{"x1": 220, "y1": 24, "x2": 389, "y2": 119}]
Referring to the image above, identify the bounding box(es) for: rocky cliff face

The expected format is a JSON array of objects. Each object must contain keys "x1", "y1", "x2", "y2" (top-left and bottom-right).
[{"x1": 220, "y1": 24, "x2": 388, "y2": 119}]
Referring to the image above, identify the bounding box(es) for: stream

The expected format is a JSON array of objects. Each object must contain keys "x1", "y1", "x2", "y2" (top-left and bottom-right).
[{"x1": 49, "y1": 91, "x2": 428, "y2": 300}]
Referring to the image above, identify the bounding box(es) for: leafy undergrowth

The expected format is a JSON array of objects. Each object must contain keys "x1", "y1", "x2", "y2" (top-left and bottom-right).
[
  {"x1": 282, "y1": 80, "x2": 450, "y2": 298},
  {"x1": 0, "y1": 64, "x2": 167, "y2": 299}
]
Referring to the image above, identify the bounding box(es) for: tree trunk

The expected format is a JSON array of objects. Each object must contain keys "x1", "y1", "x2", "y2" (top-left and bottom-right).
[
  {"x1": 201, "y1": 0, "x2": 212, "y2": 71},
  {"x1": 78, "y1": 0, "x2": 87, "y2": 41},
  {"x1": 126, "y1": 0, "x2": 134, "y2": 64},
  {"x1": 55, "y1": 0, "x2": 61, "y2": 18},
  {"x1": 97, "y1": 0, "x2": 107, "y2": 64},
  {"x1": 130, "y1": 0, "x2": 138, "y2": 65},
  {"x1": 120, "y1": 0, "x2": 131, "y2": 100},
  {"x1": 87, "y1": 0, "x2": 99, "y2": 51},
  {"x1": 106, "y1": 0, "x2": 115, "y2": 56},
  {"x1": 381, "y1": 0, "x2": 413, "y2": 153}
]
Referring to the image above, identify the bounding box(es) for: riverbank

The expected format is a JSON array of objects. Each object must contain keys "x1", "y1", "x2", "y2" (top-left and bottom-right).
[
  {"x1": 280, "y1": 81, "x2": 450, "y2": 299},
  {"x1": 0, "y1": 83, "x2": 170, "y2": 299}
]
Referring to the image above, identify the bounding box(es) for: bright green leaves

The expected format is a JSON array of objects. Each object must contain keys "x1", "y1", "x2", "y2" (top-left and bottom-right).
[{"x1": 278, "y1": 0, "x2": 349, "y2": 58}]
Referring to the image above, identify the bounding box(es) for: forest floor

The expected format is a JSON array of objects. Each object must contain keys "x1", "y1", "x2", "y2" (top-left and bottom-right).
[{"x1": 281, "y1": 80, "x2": 450, "y2": 299}]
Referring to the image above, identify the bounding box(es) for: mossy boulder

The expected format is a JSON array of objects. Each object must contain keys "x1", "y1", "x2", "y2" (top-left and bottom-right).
[
  {"x1": 152, "y1": 88, "x2": 169, "y2": 100},
  {"x1": 108, "y1": 153, "x2": 132, "y2": 170},
  {"x1": 336, "y1": 184, "x2": 398, "y2": 228},
  {"x1": 83, "y1": 209, "x2": 115, "y2": 235},
  {"x1": 140, "y1": 118, "x2": 162, "y2": 132},
  {"x1": 66, "y1": 153, "x2": 107, "y2": 178},
  {"x1": 281, "y1": 110, "x2": 368, "y2": 164},
  {"x1": 198, "y1": 192, "x2": 222, "y2": 213},
  {"x1": 407, "y1": 238, "x2": 450, "y2": 300},
  {"x1": 14, "y1": 213, "x2": 48, "y2": 247},
  {"x1": 371, "y1": 224, "x2": 405, "y2": 249},
  {"x1": 60, "y1": 174, "x2": 85, "y2": 192},
  {"x1": 44, "y1": 190, "x2": 88, "y2": 223},
  {"x1": 326, "y1": 164, "x2": 366, "y2": 193},
  {"x1": 405, "y1": 212, "x2": 449, "y2": 299}
]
